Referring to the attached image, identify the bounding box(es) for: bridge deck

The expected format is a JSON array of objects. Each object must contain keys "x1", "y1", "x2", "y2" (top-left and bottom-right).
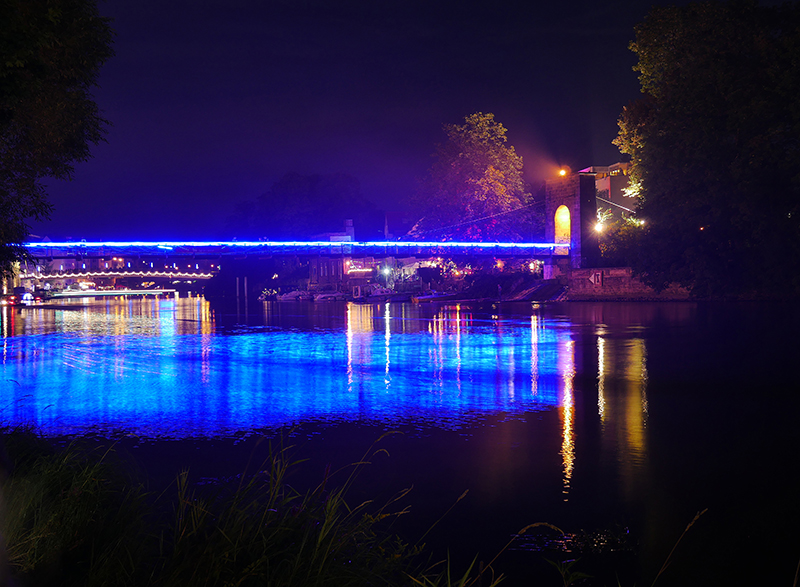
[{"x1": 25, "y1": 240, "x2": 565, "y2": 259}]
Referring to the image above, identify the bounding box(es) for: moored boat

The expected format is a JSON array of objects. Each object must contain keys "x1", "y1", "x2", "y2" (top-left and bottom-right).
[
  {"x1": 313, "y1": 291, "x2": 349, "y2": 302},
  {"x1": 278, "y1": 290, "x2": 314, "y2": 301}
]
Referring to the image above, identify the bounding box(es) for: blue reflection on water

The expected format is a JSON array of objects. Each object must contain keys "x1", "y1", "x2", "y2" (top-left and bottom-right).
[{"x1": 1, "y1": 298, "x2": 573, "y2": 438}]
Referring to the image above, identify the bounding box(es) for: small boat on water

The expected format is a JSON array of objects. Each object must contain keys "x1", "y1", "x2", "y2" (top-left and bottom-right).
[
  {"x1": 313, "y1": 291, "x2": 349, "y2": 302},
  {"x1": 278, "y1": 290, "x2": 314, "y2": 301},
  {"x1": 352, "y1": 284, "x2": 399, "y2": 303}
]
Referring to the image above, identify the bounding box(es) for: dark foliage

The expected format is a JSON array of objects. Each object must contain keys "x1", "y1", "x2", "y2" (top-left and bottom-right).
[
  {"x1": 0, "y1": 0, "x2": 114, "y2": 276},
  {"x1": 410, "y1": 112, "x2": 540, "y2": 242},
  {"x1": 615, "y1": 0, "x2": 800, "y2": 297}
]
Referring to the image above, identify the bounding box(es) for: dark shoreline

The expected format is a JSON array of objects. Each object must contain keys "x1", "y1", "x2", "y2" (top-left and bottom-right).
[{"x1": 5, "y1": 423, "x2": 640, "y2": 587}]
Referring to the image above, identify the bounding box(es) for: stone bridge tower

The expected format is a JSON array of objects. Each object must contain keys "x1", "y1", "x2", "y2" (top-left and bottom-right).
[{"x1": 544, "y1": 172, "x2": 600, "y2": 278}]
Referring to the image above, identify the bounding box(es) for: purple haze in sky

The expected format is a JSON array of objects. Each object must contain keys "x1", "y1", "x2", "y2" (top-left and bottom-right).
[{"x1": 33, "y1": 0, "x2": 677, "y2": 241}]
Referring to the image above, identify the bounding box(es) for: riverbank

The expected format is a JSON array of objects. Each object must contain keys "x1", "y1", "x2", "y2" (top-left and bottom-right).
[
  {"x1": 0, "y1": 427, "x2": 506, "y2": 587},
  {"x1": 3, "y1": 424, "x2": 688, "y2": 587}
]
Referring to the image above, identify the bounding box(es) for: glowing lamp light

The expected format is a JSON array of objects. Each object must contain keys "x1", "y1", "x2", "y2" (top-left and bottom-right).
[
  {"x1": 594, "y1": 223, "x2": 604, "y2": 232},
  {"x1": 559, "y1": 169, "x2": 567, "y2": 177},
  {"x1": 381, "y1": 267, "x2": 391, "y2": 276}
]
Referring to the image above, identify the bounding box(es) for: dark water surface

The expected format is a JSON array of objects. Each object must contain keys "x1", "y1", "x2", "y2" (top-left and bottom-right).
[{"x1": 1, "y1": 298, "x2": 799, "y2": 585}]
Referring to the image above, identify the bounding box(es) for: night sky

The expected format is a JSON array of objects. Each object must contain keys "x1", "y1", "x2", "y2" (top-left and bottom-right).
[{"x1": 33, "y1": 0, "x2": 680, "y2": 241}]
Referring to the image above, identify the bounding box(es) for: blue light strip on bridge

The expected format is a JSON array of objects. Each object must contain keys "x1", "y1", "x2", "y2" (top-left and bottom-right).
[{"x1": 24, "y1": 240, "x2": 562, "y2": 250}]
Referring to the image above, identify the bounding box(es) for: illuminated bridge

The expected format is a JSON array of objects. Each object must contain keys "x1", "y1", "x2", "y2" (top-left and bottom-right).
[
  {"x1": 24, "y1": 240, "x2": 563, "y2": 260},
  {"x1": 18, "y1": 171, "x2": 604, "y2": 286},
  {"x1": 19, "y1": 241, "x2": 567, "y2": 290}
]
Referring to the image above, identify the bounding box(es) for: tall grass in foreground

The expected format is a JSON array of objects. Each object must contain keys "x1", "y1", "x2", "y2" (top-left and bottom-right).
[
  {"x1": 0, "y1": 427, "x2": 147, "y2": 586},
  {"x1": 0, "y1": 428, "x2": 505, "y2": 587},
  {"x1": 155, "y1": 436, "x2": 419, "y2": 586}
]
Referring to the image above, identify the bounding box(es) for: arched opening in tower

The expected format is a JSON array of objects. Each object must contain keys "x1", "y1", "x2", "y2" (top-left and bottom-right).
[{"x1": 554, "y1": 205, "x2": 571, "y2": 255}]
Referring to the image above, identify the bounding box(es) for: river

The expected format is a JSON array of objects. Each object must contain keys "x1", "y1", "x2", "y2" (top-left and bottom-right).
[{"x1": 1, "y1": 297, "x2": 798, "y2": 585}]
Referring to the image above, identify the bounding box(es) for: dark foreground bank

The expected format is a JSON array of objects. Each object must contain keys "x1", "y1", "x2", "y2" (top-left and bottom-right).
[
  {"x1": 0, "y1": 426, "x2": 742, "y2": 587},
  {"x1": 3, "y1": 426, "x2": 603, "y2": 587}
]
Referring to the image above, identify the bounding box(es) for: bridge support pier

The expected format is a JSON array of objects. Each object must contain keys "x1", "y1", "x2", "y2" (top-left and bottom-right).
[{"x1": 544, "y1": 172, "x2": 600, "y2": 272}]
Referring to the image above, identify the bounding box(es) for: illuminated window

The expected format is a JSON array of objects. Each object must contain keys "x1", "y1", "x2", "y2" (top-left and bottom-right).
[{"x1": 554, "y1": 205, "x2": 571, "y2": 255}]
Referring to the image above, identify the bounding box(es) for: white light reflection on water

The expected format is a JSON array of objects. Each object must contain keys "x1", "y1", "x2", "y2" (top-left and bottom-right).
[
  {"x1": 597, "y1": 336, "x2": 606, "y2": 421},
  {"x1": 559, "y1": 339, "x2": 576, "y2": 500},
  {"x1": 530, "y1": 313, "x2": 539, "y2": 397},
  {"x1": 1, "y1": 298, "x2": 573, "y2": 438}
]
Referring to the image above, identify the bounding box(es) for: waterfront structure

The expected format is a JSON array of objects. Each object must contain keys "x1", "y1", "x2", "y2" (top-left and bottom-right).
[{"x1": 544, "y1": 171, "x2": 600, "y2": 277}]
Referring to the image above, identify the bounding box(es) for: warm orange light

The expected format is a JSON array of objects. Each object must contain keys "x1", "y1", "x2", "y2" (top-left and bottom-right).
[
  {"x1": 554, "y1": 205, "x2": 571, "y2": 246},
  {"x1": 559, "y1": 168, "x2": 567, "y2": 177}
]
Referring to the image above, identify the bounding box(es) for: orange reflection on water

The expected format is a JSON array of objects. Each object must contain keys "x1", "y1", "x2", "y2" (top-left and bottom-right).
[
  {"x1": 624, "y1": 339, "x2": 648, "y2": 460},
  {"x1": 345, "y1": 303, "x2": 376, "y2": 392},
  {"x1": 597, "y1": 336, "x2": 649, "y2": 497},
  {"x1": 559, "y1": 338, "x2": 576, "y2": 501},
  {"x1": 598, "y1": 336, "x2": 606, "y2": 422}
]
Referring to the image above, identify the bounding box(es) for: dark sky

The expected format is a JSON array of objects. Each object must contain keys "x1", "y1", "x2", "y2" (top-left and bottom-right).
[{"x1": 33, "y1": 0, "x2": 675, "y2": 241}]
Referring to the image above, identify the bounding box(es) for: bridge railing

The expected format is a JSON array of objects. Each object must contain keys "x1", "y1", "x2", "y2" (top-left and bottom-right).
[{"x1": 24, "y1": 240, "x2": 566, "y2": 259}]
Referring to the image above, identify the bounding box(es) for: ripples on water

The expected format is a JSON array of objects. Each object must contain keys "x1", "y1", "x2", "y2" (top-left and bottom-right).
[
  {"x1": 0, "y1": 298, "x2": 589, "y2": 437},
  {"x1": 2, "y1": 296, "x2": 798, "y2": 586}
]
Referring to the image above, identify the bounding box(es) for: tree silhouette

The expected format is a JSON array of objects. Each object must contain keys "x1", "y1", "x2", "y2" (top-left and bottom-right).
[
  {"x1": 410, "y1": 112, "x2": 536, "y2": 242},
  {"x1": 615, "y1": 1, "x2": 800, "y2": 297},
  {"x1": 1, "y1": 0, "x2": 114, "y2": 276}
]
